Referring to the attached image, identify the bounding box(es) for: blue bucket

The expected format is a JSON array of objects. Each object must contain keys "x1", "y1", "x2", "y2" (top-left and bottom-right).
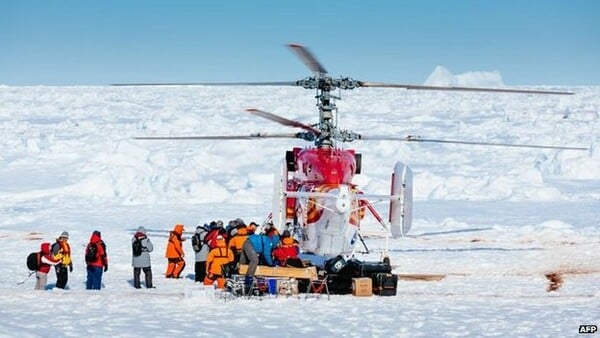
[{"x1": 268, "y1": 278, "x2": 278, "y2": 295}]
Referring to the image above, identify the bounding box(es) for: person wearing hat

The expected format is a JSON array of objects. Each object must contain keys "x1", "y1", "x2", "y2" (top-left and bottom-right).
[
  {"x1": 165, "y1": 224, "x2": 186, "y2": 278},
  {"x1": 51, "y1": 231, "x2": 73, "y2": 289},
  {"x1": 132, "y1": 226, "x2": 154, "y2": 289},
  {"x1": 204, "y1": 234, "x2": 234, "y2": 289},
  {"x1": 85, "y1": 230, "x2": 108, "y2": 290}
]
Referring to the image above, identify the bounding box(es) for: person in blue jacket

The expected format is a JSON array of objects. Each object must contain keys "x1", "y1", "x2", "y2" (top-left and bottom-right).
[{"x1": 240, "y1": 224, "x2": 280, "y2": 287}]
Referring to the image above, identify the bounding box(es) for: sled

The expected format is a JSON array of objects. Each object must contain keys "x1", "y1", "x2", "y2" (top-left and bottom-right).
[
  {"x1": 239, "y1": 264, "x2": 318, "y2": 281},
  {"x1": 396, "y1": 273, "x2": 446, "y2": 281}
]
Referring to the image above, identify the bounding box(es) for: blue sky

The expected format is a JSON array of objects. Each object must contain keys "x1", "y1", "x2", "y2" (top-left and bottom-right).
[{"x1": 1, "y1": 0, "x2": 598, "y2": 85}]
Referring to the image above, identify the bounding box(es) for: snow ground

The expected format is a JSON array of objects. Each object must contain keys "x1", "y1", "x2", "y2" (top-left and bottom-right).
[{"x1": 0, "y1": 85, "x2": 598, "y2": 337}]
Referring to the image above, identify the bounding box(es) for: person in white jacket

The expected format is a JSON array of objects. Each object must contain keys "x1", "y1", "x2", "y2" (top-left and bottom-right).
[{"x1": 131, "y1": 226, "x2": 154, "y2": 289}]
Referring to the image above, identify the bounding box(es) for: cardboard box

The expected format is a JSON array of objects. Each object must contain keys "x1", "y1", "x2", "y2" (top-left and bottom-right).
[{"x1": 352, "y1": 277, "x2": 372, "y2": 297}]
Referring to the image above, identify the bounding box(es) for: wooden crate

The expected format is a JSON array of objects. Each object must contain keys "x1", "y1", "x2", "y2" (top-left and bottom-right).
[{"x1": 352, "y1": 277, "x2": 373, "y2": 297}]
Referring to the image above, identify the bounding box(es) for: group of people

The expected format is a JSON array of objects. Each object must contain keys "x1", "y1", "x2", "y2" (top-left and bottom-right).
[
  {"x1": 32, "y1": 219, "x2": 301, "y2": 291},
  {"x1": 33, "y1": 230, "x2": 108, "y2": 291},
  {"x1": 168, "y1": 219, "x2": 302, "y2": 290}
]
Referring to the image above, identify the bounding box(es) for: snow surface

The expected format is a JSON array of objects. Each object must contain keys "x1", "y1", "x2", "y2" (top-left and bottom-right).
[{"x1": 0, "y1": 85, "x2": 599, "y2": 337}]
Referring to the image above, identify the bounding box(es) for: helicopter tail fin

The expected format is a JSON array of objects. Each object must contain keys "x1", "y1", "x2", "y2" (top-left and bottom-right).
[{"x1": 389, "y1": 162, "x2": 413, "y2": 237}]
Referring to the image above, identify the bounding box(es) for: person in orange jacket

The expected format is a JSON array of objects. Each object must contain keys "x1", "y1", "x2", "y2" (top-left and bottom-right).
[
  {"x1": 165, "y1": 224, "x2": 186, "y2": 278},
  {"x1": 204, "y1": 235, "x2": 234, "y2": 289},
  {"x1": 228, "y1": 223, "x2": 249, "y2": 267}
]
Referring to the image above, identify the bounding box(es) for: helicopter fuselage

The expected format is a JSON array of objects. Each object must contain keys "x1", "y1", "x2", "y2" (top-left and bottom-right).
[{"x1": 281, "y1": 147, "x2": 365, "y2": 256}]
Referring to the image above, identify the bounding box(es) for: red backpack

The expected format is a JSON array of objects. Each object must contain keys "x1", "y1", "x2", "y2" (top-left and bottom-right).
[{"x1": 204, "y1": 228, "x2": 227, "y2": 249}]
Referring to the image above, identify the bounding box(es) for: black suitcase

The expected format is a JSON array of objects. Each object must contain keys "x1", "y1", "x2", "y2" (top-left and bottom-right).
[
  {"x1": 359, "y1": 261, "x2": 392, "y2": 278},
  {"x1": 373, "y1": 273, "x2": 398, "y2": 296},
  {"x1": 326, "y1": 275, "x2": 353, "y2": 294},
  {"x1": 324, "y1": 255, "x2": 347, "y2": 274}
]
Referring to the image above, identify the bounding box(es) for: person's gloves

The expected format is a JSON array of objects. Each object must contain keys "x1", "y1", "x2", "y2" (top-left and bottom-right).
[
  {"x1": 69, "y1": 263, "x2": 73, "y2": 272},
  {"x1": 104, "y1": 264, "x2": 108, "y2": 272}
]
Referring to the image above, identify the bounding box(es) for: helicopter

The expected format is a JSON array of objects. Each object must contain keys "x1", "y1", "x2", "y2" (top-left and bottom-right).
[{"x1": 115, "y1": 43, "x2": 586, "y2": 263}]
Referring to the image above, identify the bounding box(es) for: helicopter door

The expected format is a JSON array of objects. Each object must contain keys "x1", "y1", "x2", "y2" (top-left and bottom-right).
[{"x1": 389, "y1": 162, "x2": 413, "y2": 237}]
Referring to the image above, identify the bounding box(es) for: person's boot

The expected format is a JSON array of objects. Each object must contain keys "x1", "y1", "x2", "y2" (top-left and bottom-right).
[
  {"x1": 133, "y1": 270, "x2": 141, "y2": 289},
  {"x1": 173, "y1": 260, "x2": 186, "y2": 278},
  {"x1": 244, "y1": 276, "x2": 254, "y2": 296},
  {"x1": 165, "y1": 262, "x2": 175, "y2": 278},
  {"x1": 145, "y1": 268, "x2": 154, "y2": 288}
]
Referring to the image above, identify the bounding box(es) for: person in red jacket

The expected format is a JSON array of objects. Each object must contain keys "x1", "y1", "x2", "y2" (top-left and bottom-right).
[
  {"x1": 35, "y1": 242, "x2": 60, "y2": 290},
  {"x1": 272, "y1": 231, "x2": 302, "y2": 267},
  {"x1": 85, "y1": 230, "x2": 108, "y2": 290}
]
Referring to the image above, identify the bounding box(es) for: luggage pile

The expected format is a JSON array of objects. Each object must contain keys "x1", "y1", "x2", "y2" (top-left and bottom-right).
[{"x1": 323, "y1": 255, "x2": 398, "y2": 296}]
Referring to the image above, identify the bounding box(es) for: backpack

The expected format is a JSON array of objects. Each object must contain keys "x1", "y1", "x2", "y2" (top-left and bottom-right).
[
  {"x1": 27, "y1": 252, "x2": 40, "y2": 271},
  {"x1": 191, "y1": 233, "x2": 204, "y2": 252},
  {"x1": 132, "y1": 236, "x2": 143, "y2": 257},
  {"x1": 85, "y1": 243, "x2": 98, "y2": 263},
  {"x1": 204, "y1": 228, "x2": 227, "y2": 250}
]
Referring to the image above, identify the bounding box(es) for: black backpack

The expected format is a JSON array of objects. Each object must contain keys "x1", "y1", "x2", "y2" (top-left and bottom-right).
[
  {"x1": 132, "y1": 237, "x2": 143, "y2": 257},
  {"x1": 85, "y1": 243, "x2": 98, "y2": 263},
  {"x1": 192, "y1": 232, "x2": 204, "y2": 252},
  {"x1": 27, "y1": 252, "x2": 40, "y2": 271}
]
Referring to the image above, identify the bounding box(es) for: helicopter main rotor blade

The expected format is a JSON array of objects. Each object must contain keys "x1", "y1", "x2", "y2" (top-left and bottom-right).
[
  {"x1": 287, "y1": 43, "x2": 328, "y2": 75},
  {"x1": 246, "y1": 108, "x2": 321, "y2": 135},
  {"x1": 112, "y1": 81, "x2": 298, "y2": 87},
  {"x1": 134, "y1": 133, "x2": 300, "y2": 140},
  {"x1": 358, "y1": 82, "x2": 574, "y2": 95},
  {"x1": 360, "y1": 135, "x2": 587, "y2": 150}
]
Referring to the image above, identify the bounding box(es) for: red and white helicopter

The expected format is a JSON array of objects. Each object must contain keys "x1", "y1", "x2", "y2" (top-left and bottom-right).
[{"x1": 118, "y1": 44, "x2": 583, "y2": 262}]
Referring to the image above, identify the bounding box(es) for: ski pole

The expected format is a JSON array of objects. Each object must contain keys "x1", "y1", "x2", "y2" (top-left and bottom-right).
[
  {"x1": 358, "y1": 231, "x2": 369, "y2": 254},
  {"x1": 16, "y1": 271, "x2": 35, "y2": 285}
]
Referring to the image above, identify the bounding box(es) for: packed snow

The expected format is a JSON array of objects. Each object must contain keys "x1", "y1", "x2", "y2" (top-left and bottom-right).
[{"x1": 0, "y1": 85, "x2": 598, "y2": 337}]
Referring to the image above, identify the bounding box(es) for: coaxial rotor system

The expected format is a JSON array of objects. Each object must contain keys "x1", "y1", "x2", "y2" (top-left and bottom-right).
[{"x1": 114, "y1": 43, "x2": 585, "y2": 151}]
